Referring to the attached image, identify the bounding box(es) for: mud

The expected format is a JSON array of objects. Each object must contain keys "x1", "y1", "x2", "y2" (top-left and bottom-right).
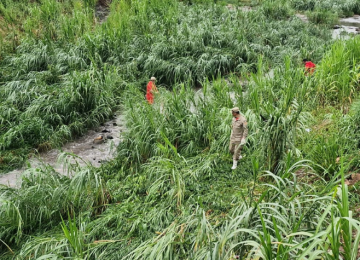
[
  {"x1": 0, "y1": 114, "x2": 125, "y2": 187},
  {"x1": 295, "y1": 13, "x2": 360, "y2": 39},
  {"x1": 332, "y1": 16, "x2": 360, "y2": 39},
  {"x1": 95, "y1": 0, "x2": 111, "y2": 24},
  {"x1": 339, "y1": 15, "x2": 360, "y2": 27}
]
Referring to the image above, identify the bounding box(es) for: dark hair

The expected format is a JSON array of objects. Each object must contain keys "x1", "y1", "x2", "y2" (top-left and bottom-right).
[{"x1": 303, "y1": 58, "x2": 310, "y2": 63}]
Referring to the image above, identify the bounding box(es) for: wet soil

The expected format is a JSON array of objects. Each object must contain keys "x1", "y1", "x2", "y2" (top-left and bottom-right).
[
  {"x1": 330, "y1": 16, "x2": 360, "y2": 39},
  {"x1": 95, "y1": 0, "x2": 111, "y2": 24},
  {"x1": 0, "y1": 114, "x2": 125, "y2": 187},
  {"x1": 295, "y1": 13, "x2": 360, "y2": 39},
  {"x1": 332, "y1": 17, "x2": 360, "y2": 39}
]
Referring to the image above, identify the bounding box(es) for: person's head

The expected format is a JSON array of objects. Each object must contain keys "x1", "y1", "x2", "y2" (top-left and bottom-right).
[
  {"x1": 303, "y1": 59, "x2": 309, "y2": 64},
  {"x1": 150, "y1": 76, "x2": 156, "y2": 82},
  {"x1": 231, "y1": 107, "x2": 240, "y2": 117}
]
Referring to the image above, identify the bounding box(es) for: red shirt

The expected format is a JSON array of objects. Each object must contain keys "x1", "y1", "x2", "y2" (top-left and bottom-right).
[
  {"x1": 146, "y1": 81, "x2": 153, "y2": 94},
  {"x1": 146, "y1": 81, "x2": 154, "y2": 104},
  {"x1": 305, "y1": 61, "x2": 316, "y2": 69},
  {"x1": 305, "y1": 61, "x2": 316, "y2": 75}
]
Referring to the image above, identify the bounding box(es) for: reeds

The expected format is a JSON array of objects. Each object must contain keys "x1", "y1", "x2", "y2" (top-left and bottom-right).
[{"x1": 0, "y1": 0, "x2": 360, "y2": 259}]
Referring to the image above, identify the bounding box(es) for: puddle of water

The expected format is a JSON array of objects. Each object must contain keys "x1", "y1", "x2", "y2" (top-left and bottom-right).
[
  {"x1": 333, "y1": 16, "x2": 360, "y2": 39},
  {"x1": 295, "y1": 14, "x2": 360, "y2": 40},
  {"x1": 0, "y1": 114, "x2": 125, "y2": 187},
  {"x1": 332, "y1": 26, "x2": 358, "y2": 39},
  {"x1": 339, "y1": 16, "x2": 360, "y2": 27}
]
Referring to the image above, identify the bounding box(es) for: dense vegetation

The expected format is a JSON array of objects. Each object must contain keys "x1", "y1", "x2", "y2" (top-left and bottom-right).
[
  {"x1": 0, "y1": 0, "x2": 337, "y2": 172},
  {"x1": 1, "y1": 0, "x2": 360, "y2": 259}
]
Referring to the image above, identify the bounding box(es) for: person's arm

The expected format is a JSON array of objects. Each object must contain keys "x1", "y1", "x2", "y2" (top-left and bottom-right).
[
  {"x1": 152, "y1": 84, "x2": 159, "y2": 93},
  {"x1": 241, "y1": 119, "x2": 248, "y2": 145}
]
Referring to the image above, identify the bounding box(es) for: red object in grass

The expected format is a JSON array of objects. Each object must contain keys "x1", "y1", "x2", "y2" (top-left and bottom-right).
[
  {"x1": 304, "y1": 61, "x2": 316, "y2": 75},
  {"x1": 146, "y1": 81, "x2": 154, "y2": 104}
]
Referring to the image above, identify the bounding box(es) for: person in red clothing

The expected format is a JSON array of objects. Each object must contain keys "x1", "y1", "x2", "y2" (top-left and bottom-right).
[
  {"x1": 146, "y1": 77, "x2": 158, "y2": 104},
  {"x1": 303, "y1": 59, "x2": 316, "y2": 76}
]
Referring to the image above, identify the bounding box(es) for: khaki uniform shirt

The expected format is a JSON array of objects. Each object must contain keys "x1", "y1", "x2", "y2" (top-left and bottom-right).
[{"x1": 230, "y1": 115, "x2": 248, "y2": 142}]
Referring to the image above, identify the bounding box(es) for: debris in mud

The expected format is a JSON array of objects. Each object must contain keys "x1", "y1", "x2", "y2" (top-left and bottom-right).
[
  {"x1": 113, "y1": 122, "x2": 117, "y2": 126},
  {"x1": 98, "y1": 160, "x2": 108, "y2": 164},
  {"x1": 333, "y1": 25, "x2": 341, "y2": 29},
  {"x1": 101, "y1": 129, "x2": 111, "y2": 133},
  {"x1": 106, "y1": 135, "x2": 114, "y2": 140},
  {"x1": 93, "y1": 134, "x2": 105, "y2": 144}
]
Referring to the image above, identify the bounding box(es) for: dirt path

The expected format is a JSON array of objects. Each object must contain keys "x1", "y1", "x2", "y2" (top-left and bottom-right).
[
  {"x1": 0, "y1": 114, "x2": 125, "y2": 187},
  {"x1": 95, "y1": 0, "x2": 111, "y2": 24}
]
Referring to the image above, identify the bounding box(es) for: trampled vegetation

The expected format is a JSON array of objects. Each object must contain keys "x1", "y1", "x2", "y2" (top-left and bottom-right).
[
  {"x1": 0, "y1": 0, "x2": 333, "y2": 171},
  {"x1": 1, "y1": 0, "x2": 360, "y2": 259}
]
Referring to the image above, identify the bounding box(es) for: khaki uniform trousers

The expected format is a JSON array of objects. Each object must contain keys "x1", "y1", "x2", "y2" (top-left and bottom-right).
[{"x1": 229, "y1": 141, "x2": 242, "y2": 161}]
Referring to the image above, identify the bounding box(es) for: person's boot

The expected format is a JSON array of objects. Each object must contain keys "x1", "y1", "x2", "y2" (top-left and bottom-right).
[{"x1": 231, "y1": 160, "x2": 238, "y2": 170}]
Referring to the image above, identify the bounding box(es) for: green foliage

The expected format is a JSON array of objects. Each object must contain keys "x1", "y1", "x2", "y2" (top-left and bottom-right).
[
  {"x1": 247, "y1": 58, "x2": 311, "y2": 173},
  {"x1": 260, "y1": 0, "x2": 294, "y2": 20},
  {"x1": 290, "y1": 0, "x2": 360, "y2": 16},
  {"x1": 1, "y1": 0, "x2": 360, "y2": 259},
  {"x1": 0, "y1": 153, "x2": 110, "y2": 251},
  {"x1": 310, "y1": 37, "x2": 360, "y2": 106},
  {"x1": 0, "y1": 41, "x2": 121, "y2": 171},
  {"x1": 308, "y1": 134, "x2": 340, "y2": 177},
  {"x1": 0, "y1": 0, "x2": 334, "y2": 173},
  {"x1": 306, "y1": 10, "x2": 338, "y2": 25},
  {"x1": 61, "y1": 213, "x2": 86, "y2": 258}
]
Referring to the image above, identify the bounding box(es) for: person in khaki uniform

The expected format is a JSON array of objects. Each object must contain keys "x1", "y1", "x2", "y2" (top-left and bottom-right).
[{"x1": 229, "y1": 107, "x2": 248, "y2": 170}]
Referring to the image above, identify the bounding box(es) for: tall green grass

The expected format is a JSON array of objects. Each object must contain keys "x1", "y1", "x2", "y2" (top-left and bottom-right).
[
  {"x1": 1, "y1": 61, "x2": 360, "y2": 259},
  {"x1": 310, "y1": 37, "x2": 360, "y2": 107},
  {"x1": 0, "y1": 0, "x2": 360, "y2": 259},
  {"x1": 0, "y1": 0, "x2": 95, "y2": 55},
  {"x1": 0, "y1": 0, "x2": 334, "y2": 172},
  {"x1": 290, "y1": 0, "x2": 360, "y2": 16}
]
